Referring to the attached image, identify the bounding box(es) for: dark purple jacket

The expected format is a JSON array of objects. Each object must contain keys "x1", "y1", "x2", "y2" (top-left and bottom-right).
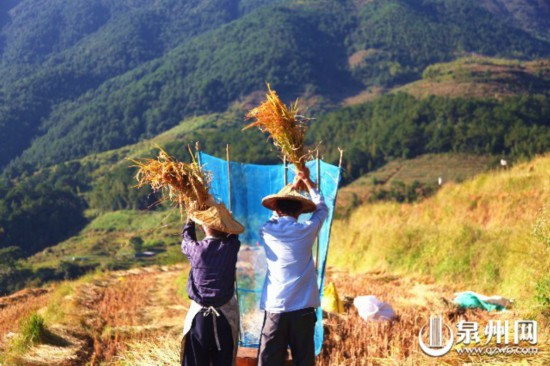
[{"x1": 181, "y1": 220, "x2": 241, "y2": 307}]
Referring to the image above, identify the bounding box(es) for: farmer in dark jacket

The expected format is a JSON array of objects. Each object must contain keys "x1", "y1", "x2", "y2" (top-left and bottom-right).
[{"x1": 180, "y1": 202, "x2": 244, "y2": 366}]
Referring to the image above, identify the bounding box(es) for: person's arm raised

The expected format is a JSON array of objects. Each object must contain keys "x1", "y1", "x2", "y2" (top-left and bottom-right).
[
  {"x1": 181, "y1": 218, "x2": 199, "y2": 256},
  {"x1": 295, "y1": 167, "x2": 328, "y2": 226}
]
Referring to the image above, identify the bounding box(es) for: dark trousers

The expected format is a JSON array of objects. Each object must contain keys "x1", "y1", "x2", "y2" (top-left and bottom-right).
[
  {"x1": 182, "y1": 309, "x2": 234, "y2": 366},
  {"x1": 258, "y1": 308, "x2": 317, "y2": 366}
]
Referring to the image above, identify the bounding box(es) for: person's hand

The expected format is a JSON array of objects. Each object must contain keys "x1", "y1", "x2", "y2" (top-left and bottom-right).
[
  {"x1": 292, "y1": 177, "x2": 301, "y2": 190},
  {"x1": 295, "y1": 166, "x2": 310, "y2": 182},
  {"x1": 292, "y1": 166, "x2": 314, "y2": 190},
  {"x1": 205, "y1": 196, "x2": 216, "y2": 206}
]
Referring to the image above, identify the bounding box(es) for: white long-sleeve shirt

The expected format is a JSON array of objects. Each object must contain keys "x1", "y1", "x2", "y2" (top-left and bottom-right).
[{"x1": 259, "y1": 188, "x2": 328, "y2": 313}]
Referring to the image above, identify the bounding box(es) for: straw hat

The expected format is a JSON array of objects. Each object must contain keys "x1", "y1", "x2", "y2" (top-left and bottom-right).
[
  {"x1": 190, "y1": 202, "x2": 244, "y2": 234},
  {"x1": 262, "y1": 184, "x2": 316, "y2": 213}
]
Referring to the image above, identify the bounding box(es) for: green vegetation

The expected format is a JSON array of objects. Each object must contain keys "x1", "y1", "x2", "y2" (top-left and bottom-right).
[
  {"x1": 88, "y1": 163, "x2": 158, "y2": 211},
  {"x1": 2, "y1": 0, "x2": 549, "y2": 171},
  {"x1": 11, "y1": 313, "x2": 47, "y2": 353},
  {"x1": 0, "y1": 183, "x2": 87, "y2": 255},
  {"x1": 1, "y1": 0, "x2": 550, "y2": 297},
  {"x1": 0, "y1": 209, "x2": 184, "y2": 294},
  {"x1": 347, "y1": 0, "x2": 550, "y2": 85},
  {"x1": 0, "y1": 0, "x2": 279, "y2": 168},
  {"x1": 478, "y1": 0, "x2": 550, "y2": 40},
  {"x1": 312, "y1": 93, "x2": 550, "y2": 181},
  {"x1": 1, "y1": 88, "x2": 550, "y2": 293},
  {"x1": 12, "y1": 209, "x2": 183, "y2": 289},
  {"x1": 329, "y1": 154, "x2": 550, "y2": 308},
  {"x1": 335, "y1": 153, "x2": 497, "y2": 216},
  {"x1": 0, "y1": 246, "x2": 23, "y2": 272},
  {"x1": 43, "y1": 282, "x2": 75, "y2": 324}
]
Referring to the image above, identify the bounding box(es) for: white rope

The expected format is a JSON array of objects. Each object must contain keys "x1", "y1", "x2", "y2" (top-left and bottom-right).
[{"x1": 203, "y1": 306, "x2": 222, "y2": 351}]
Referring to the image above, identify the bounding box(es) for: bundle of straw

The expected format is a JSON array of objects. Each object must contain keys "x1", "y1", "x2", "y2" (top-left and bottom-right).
[
  {"x1": 130, "y1": 146, "x2": 212, "y2": 217},
  {"x1": 243, "y1": 84, "x2": 311, "y2": 175}
]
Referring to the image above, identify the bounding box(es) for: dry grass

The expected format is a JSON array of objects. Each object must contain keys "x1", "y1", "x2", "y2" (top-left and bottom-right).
[
  {"x1": 319, "y1": 269, "x2": 549, "y2": 365},
  {"x1": 244, "y1": 84, "x2": 311, "y2": 178},
  {"x1": 330, "y1": 154, "x2": 550, "y2": 306},
  {"x1": 0, "y1": 289, "x2": 50, "y2": 341},
  {"x1": 0, "y1": 286, "x2": 90, "y2": 365},
  {"x1": 115, "y1": 336, "x2": 180, "y2": 366},
  {"x1": 114, "y1": 269, "x2": 549, "y2": 365},
  {"x1": 0, "y1": 265, "x2": 188, "y2": 365},
  {"x1": 61, "y1": 266, "x2": 186, "y2": 365},
  {"x1": 74, "y1": 274, "x2": 152, "y2": 328},
  {"x1": 131, "y1": 146, "x2": 212, "y2": 216},
  {"x1": 78, "y1": 273, "x2": 155, "y2": 364}
]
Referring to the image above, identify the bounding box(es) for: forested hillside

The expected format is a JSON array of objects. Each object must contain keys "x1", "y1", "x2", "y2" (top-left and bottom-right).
[
  {"x1": 1, "y1": 0, "x2": 550, "y2": 294},
  {"x1": 312, "y1": 93, "x2": 550, "y2": 179},
  {"x1": 480, "y1": 0, "x2": 550, "y2": 39},
  {"x1": 0, "y1": 0, "x2": 282, "y2": 169},
  {"x1": 1, "y1": 0, "x2": 550, "y2": 172}
]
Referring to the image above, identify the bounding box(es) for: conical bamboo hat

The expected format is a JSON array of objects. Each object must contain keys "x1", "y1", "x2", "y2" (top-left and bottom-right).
[
  {"x1": 190, "y1": 202, "x2": 244, "y2": 234},
  {"x1": 261, "y1": 184, "x2": 316, "y2": 213}
]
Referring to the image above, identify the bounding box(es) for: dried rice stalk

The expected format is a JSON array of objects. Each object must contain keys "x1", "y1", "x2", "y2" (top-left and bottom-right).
[
  {"x1": 130, "y1": 146, "x2": 211, "y2": 217},
  {"x1": 115, "y1": 336, "x2": 180, "y2": 366},
  {"x1": 243, "y1": 84, "x2": 311, "y2": 172}
]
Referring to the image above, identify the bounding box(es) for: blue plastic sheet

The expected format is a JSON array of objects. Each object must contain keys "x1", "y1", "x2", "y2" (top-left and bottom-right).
[{"x1": 199, "y1": 152, "x2": 341, "y2": 355}]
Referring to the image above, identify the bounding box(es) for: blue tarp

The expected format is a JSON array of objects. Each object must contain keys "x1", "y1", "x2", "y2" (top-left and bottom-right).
[{"x1": 199, "y1": 152, "x2": 341, "y2": 355}]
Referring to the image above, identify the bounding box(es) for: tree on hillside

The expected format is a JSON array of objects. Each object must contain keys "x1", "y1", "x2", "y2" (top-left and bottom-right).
[
  {"x1": 0, "y1": 246, "x2": 23, "y2": 274},
  {"x1": 0, "y1": 185, "x2": 87, "y2": 255}
]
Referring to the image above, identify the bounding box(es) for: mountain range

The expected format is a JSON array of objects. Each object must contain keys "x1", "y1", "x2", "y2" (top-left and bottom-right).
[
  {"x1": 1, "y1": 0, "x2": 550, "y2": 172},
  {"x1": 0, "y1": 0, "x2": 550, "y2": 276}
]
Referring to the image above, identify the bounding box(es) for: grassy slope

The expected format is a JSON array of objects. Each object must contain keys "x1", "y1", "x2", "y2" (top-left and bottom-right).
[
  {"x1": 336, "y1": 153, "x2": 498, "y2": 215},
  {"x1": 329, "y1": 153, "x2": 550, "y2": 308},
  {"x1": 24, "y1": 114, "x2": 219, "y2": 270},
  {"x1": 394, "y1": 56, "x2": 550, "y2": 99},
  {"x1": 21, "y1": 115, "x2": 217, "y2": 268},
  {"x1": 342, "y1": 56, "x2": 550, "y2": 106},
  {"x1": 24, "y1": 110, "x2": 277, "y2": 271},
  {"x1": 26, "y1": 210, "x2": 183, "y2": 270}
]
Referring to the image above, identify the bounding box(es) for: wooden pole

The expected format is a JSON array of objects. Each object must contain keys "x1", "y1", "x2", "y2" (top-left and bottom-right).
[
  {"x1": 338, "y1": 147, "x2": 344, "y2": 170},
  {"x1": 226, "y1": 144, "x2": 243, "y2": 344},
  {"x1": 316, "y1": 150, "x2": 321, "y2": 190},
  {"x1": 226, "y1": 144, "x2": 232, "y2": 212},
  {"x1": 283, "y1": 156, "x2": 288, "y2": 186},
  {"x1": 315, "y1": 150, "x2": 321, "y2": 271},
  {"x1": 195, "y1": 141, "x2": 202, "y2": 166}
]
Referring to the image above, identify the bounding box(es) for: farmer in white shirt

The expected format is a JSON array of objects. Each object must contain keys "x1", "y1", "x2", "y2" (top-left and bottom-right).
[{"x1": 258, "y1": 167, "x2": 328, "y2": 366}]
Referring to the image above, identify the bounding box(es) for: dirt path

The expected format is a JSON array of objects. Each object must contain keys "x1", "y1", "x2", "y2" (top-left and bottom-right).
[{"x1": 141, "y1": 268, "x2": 188, "y2": 331}]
